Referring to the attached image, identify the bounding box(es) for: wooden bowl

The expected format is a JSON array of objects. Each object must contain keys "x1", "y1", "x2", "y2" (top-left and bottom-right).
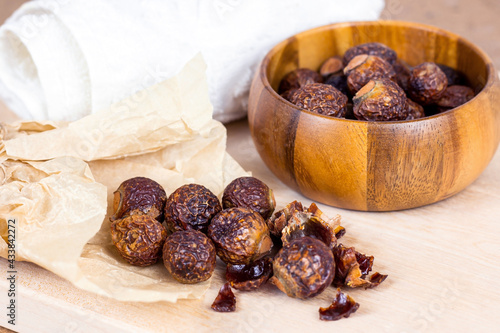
[{"x1": 248, "y1": 21, "x2": 500, "y2": 211}]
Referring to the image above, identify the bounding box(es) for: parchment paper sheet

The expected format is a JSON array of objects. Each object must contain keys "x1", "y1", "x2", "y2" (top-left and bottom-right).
[{"x1": 0, "y1": 54, "x2": 248, "y2": 302}]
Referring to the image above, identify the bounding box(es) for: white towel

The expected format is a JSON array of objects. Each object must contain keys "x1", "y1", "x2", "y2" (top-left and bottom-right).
[{"x1": 0, "y1": 0, "x2": 385, "y2": 123}]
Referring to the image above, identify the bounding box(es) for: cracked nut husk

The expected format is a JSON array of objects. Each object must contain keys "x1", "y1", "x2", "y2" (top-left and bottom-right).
[
  {"x1": 208, "y1": 207, "x2": 273, "y2": 265},
  {"x1": 271, "y1": 236, "x2": 335, "y2": 299},
  {"x1": 353, "y1": 79, "x2": 409, "y2": 121},
  {"x1": 408, "y1": 62, "x2": 448, "y2": 105},
  {"x1": 343, "y1": 42, "x2": 397, "y2": 66},
  {"x1": 162, "y1": 229, "x2": 216, "y2": 284},
  {"x1": 225, "y1": 257, "x2": 273, "y2": 291},
  {"x1": 344, "y1": 54, "x2": 397, "y2": 94},
  {"x1": 110, "y1": 215, "x2": 167, "y2": 267},
  {"x1": 222, "y1": 176, "x2": 276, "y2": 220},
  {"x1": 436, "y1": 85, "x2": 474, "y2": 109},
  {"x1": 290, "y1": 83, "x2": 348, "y2": 118},
  {"x1": 278, "y1": 68, "x2": 323, "y2": 94},
  {"x1": 111, "y1": 177, "x2": 167, "y2": 222},
  {"x1": 164, "y1": 184, "x2": 222, "y2": 234}
]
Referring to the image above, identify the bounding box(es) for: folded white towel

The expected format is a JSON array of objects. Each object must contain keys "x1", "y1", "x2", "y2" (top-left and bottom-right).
[{"x1": 0, "y1": 0, "x2": 384, "y2": 123}]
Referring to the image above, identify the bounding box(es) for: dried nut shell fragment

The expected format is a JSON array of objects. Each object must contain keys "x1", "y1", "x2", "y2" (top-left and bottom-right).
[
  {"x1": 162, "y1": 230, "x2": 216, "y2": 284},
  {"x1": 436, "y1": 85, "x2": 474, "y2": 109},
  {"x1": 343, "y1": 42, "x2": 397, "y2": 66},
  {"x1": 319, "y1": 56, "x2": 344, "y2": 77},
  {"x1": 271, "y1": 237, "x2": 335, "y2": 299},
  {"x1": 408, "y1": 62, "x2": 448, "y2": 105},
  {"x1": 406, "y1": 99, "x2": 425, "y2": 120},
  {"x1": 222, "y1": 177, "x2": 276, "y2": 220},
  {"x1": 164, "y1": 184, "x2": 222, "y2": 234},
  {"x1": 111, "y1": 177, "x2": 166, "y2": 222},
  {"x1": 344, "y1": 54, "x2": 397, "y2": 94},
  {"x1": 225, "y1": 257, "x2": 273, "y2": 291},
  {"x1": 211, "y1": 283, "x2": 236, "y2": 312},
  {"x1": 319, "y1": 288, "x2": 360, "y2": 321},
  {"x1": 110, "y1": 215, "x2": 167, "y2": 267},
  {"x1": 278, "y1": 68, "x2": 323, "y2": 94},
  {"x1": 290, "y1": 83, "x2": 348, "y2": 118},
  {"x1": 353, "y1": 79, "x2": 409, "y2": 121},
  {"x1": 208, "y1": 207, "x2": 273, "y2": 265}
]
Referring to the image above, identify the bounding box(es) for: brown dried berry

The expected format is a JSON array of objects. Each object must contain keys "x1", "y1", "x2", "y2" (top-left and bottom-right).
[
  {"x1": 353, "y1": 79, "x2": 409, "y2": 121},
  {"x1": 111, "y1": 177, "x2": 166, "y2": 222},
  {"x1": 324, "y1": 74, "x2": 350, "y2": 97},
  {"x1": 280, "y1": 88, "x2": 298, "y2": 102},
  {"x1": 226, "y1": 257, "x2": 273, "y2": 291},
  {"x1": 319, "y1": 56, "x2": 344, "y2": 77},
  {"x1": 319, "y1": 288, "x2": 360, "y2": 321},
  {"x1": 290, "y1": 83, "x2": 348, "y2": 118},
  {"x1": 222, "y1": 177, "x2": 276, "y2": 220},
  {"x1": 164, "y1": 184, "x2": 222, "y2": 234},
  {"x1": 343, "y1": 42, "x2": 397, "y2": 66},
  {"x1": 408, "y1": 62, "x2": 448, "y2": 105},
  {"x1": 344, "y1": 54, "x2": 397, "y2": 94},
  {"x1": 278, "y1": 68, "x2": 323, "y2": 94},
  {"x1": 393, "y1": 59, "x2": 412, "y2": 92},
  {"x1": 270, "y1": 236, "x2": 335, "y2": 299},
  {"x1": 436, "y1": 85, "x2": 474, "y2": 109},
  {"x1": 406, "y1": 99, "x2": 425, "y2": 120},
  {"x1": 162, "y1": 230, "x2": 216, "y2": 284},
  {"x1": 110, "y1": 215, "x2": 167, "y2": 267},
  {"x1": 211, "y1": 283, "x2": 236, "y2": 312},
  {"x1": 208, "y1": 207, "x2": 273, "y2": 265},
  {"x1": 437, "y1": 64, "x2": 468, "y2": 86}
]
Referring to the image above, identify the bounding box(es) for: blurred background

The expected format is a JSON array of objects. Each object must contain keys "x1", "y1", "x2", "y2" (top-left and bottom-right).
[{"x1": 2, "y1": 0, "x2": 499, "y2": 68}]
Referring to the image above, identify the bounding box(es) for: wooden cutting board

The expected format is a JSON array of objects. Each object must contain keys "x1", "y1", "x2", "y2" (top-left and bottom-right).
[{"x1": 1, "y1": 112, "x2": 499, "y2": 332}]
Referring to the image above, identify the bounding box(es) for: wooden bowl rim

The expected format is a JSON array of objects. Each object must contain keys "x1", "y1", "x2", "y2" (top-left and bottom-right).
[{"x1": 259, "y1": 20, "x2": 498, "y2": 125}]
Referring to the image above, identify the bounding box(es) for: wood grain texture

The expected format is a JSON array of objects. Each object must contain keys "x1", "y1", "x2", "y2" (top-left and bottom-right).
[{"x1": 248, "y1": 21, "x2": 500, "y2": 211}]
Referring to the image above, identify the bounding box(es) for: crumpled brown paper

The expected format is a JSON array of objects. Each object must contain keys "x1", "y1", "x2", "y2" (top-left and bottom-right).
[{"x1": 0, "y1": 54, "x2": 248, "y2": 302}]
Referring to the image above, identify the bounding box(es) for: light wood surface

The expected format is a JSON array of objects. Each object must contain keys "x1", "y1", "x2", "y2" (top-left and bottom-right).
[
  {"x1": 248, "y1": 21, "x2": 500, "y2": 211},
  {"x1": 0, "y1": 115, "x2": 499, "y2": 332}
]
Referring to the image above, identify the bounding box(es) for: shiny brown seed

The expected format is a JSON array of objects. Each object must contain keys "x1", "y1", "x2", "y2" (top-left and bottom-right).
[
  {"x1": 408, "y1": 62, "x2": 448, "y2": 105},
  {"x1": 319, "y1": 288, "x2": 360, "y2": 321},
  {"x1": 270, "y1": 236, "x2": 335, "y2": 299},
  {"x1": 111, "y1": 177, "x2": 166, "y2": 222},
  {"x1": 353, "y1": 79, "x2": 409, "y2": 121},
  {"x1": 406, "y1": 99, "x2": 425, "y2": 120},
  {"x1": 278, "y1": 68, "x2": 323, "y2": 94},
  {"x1": 164, "y1": 184, "x2": 222, "y2": 234},
  {"x1": 225, "y1": 257, "x2": 273, "y2": 291},
  {"x1": 343, "y1": 42, "x2": 397, "y2": 66},
  {"x1": 290, "y1": 83, "x2": 348, "y2": 118},
  {"x1": 222, "y1": 176, "x2": 276, "y2": 220},
  {"x1": 208, "y1": 207, "x2": 273, "y2": 265},
  {"x1": 110, "y1": 215, "x2": 167, "y2": 267},
  {"x1": 319, "y1": 56, "x2": 344, "y2": 77},
  {"x1": 162, "y1": 230, "x2": 216, "y2": 284},
  {"x1": 211, "y1": 283, "x2": 236, "y2": 312},
  {"x1": 436, "y1": 85, "x2": 474, "y2": 109},
  {"x1": 344, "y1": 54, "x2": 397, "y2": 94}
]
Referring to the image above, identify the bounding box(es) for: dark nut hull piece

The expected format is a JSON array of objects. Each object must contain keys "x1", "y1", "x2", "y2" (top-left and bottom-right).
[
  {"x1": 225, "y1": 257, "x2": 272, "y2": 291},
  {"x1": 342, "y1": 42, "x2": 397, "y2": 66},
  {"x1": 278, "y1": 68, "x2": 323, "y2": 94},
  {"x1": 408, "y1": 62, "x2": 448, "y2": 105},
  {"x1": 290, "y1": 83, "x2": 348, "y2": 118},
  {"x1": 344, "y1": 55, "x2": 397, "y2": 94},
  {"x1": 436, "y1": 85, "x2": 474, "y2": 109},
  {"x1": 208, "y1": 207, "x2": 273, "y2": 265},
  {"x1": 111, "y1": 177, "x2": 166, "y2": 222},
  {"x1": 271, "y1": 237, "x2": 335, "y2": 299},
  {"x1": 164, "y1": 184, "x2": 222, "y2": 234},
  {"x1": 353, "y1": 79, "x2": 409, "y2": 121},
  {"x1": 110, "y1": 215, "x2": 167, "y2": 267},
  {"x1": 222, "y1": 176, "x2": 276, "y2": 220},
  {"x1": 162, "y1": 230, "x2": 216, "y2": 284},
  {"x1": 211, "y1": 283, "x2": 236, "y2": 312}
]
